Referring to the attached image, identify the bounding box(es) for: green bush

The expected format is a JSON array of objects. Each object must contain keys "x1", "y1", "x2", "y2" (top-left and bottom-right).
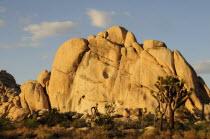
[
  {"x1": 176, "y1": 106, "x2": 196, "y2": 123},
  {"x1": 174, "y1": 120, "x2": 187, "y2": 131},
  {"x1": 38, "y1": 108, "x2": 69, "y2": 127},
  {"x1": 0, "y1": 115, "x2": 16, "y2": 131},
  {"x1": 141, "y1": 113, "x2": 154, "y2": 127},
  {"x1": 23, "y1": 118, "x2": 40, "y2": 129},
  {"x1": 71, "y1": 119, "x2": 87, "y2": 128}
]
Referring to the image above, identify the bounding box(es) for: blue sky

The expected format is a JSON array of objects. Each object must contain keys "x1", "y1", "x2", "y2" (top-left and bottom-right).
[{"x1": 1, "y1": 0, "x2": 210, "y2": 87}]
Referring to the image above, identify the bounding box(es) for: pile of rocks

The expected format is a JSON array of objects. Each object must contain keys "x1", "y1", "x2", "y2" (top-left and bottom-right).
[{"x1": 0, "y1": 70, "x2": 50, "y2": 121}]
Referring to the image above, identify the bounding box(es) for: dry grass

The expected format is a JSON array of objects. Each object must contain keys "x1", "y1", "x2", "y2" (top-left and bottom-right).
[{"x1": 1, "y1": 125, "x2": 210, "y2": 139}]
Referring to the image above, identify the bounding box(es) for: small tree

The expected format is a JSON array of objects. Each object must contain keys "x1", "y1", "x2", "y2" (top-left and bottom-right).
[
  {"x1": 151, "y1": 76, "x2": 192, "y2": 131},
  {"x1": 151, "y1": 90, "x2": 168, "y2": 131}
]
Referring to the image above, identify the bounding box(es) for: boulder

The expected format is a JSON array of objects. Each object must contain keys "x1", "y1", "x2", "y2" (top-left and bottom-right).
[
  {"x1": 8, "y1": 106, "x2": 29, "y2": 121},
  {"x1": 87, "y1": 35, "x2": 95, "y2": 42},
  {"x1": 0, "y1": 70, "x2": 16, "y2": 86},
  {"x1": 174, "y1": 50, "x2": 203, "y2": 111},
  {"x1": 130, "y1": 115, "x2": 139, "y2": 121},
  {"x1": 107, "y1": 26, "x2": 128, "y2": 45},
  {"x1": 123, "y1": 109, "x2": 130, "y2": 118},
  {"x1": 48, "y1": 38, "x2": 89, "y2": 112},
  {"x1": 0, "y1": 102, "x2": 10, "y2": 115},
  {"x1": 131, "y1": 42, "x2": 144, "y2": 55},
  {"x1": 20, "y1": 80, "x2": 49, "y2": 114},
  {"x1": 124, "y1": 31, "x2": 137, "y2": 48},
  {"x1": 143, "y1": 40, "x2": 167, "y2": 50},
  {"x1": 98, "y1": 31, "x2": 108, "y2": 38},
  {"x1": 37, "y1": 70, "x2": 50, "y2": 87}
]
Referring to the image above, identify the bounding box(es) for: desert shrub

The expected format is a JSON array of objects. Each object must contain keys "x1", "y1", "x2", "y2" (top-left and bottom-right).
[
  {"x1": 0, "y1": 115, "x2": 16, "y2": 131},
  {"x1": 71, "y1": 119, "x2": 87, "y2": 128},
  {"x1": 89, "y1": 103, "x2": 122, "y2": 138},
  {"x1": 191, "y1": 121, "x2": 210, "y2": 138},
  {"x1": 141, "y1": 115, "x2": 154, "y2": 127},
  {"x1": 128, "y1": 121, "x2": 141, "y2": 129},
  {"x1": 60, "y1": 120, "x2": 71, "y2": 128},
  {"x1": 36, "y1": 125, "x2": 57, "y2": 138},
  {"x1": 105, "y1": 103, "x2": 115, "y2": 117},
  {"x1": 98, "y1": 114, "x2": 114, "y2": 126},
  {"x1": 90, "y1": 103, "x2": 114, "y2": 128},
  {"x1": 176, "y1": 106, "x2": 196, "y2": 124},
  {"x1": 23, "y1": 109, "x2": 72, "y2": 128},
  {"x1": 38, "y1": 108, "x2": 68, "y2": 127},
  {"x1": 92, "y1": 123, "x2": 123, "y2": 138},
  {"x1": 174, "y1": 120, "x2": 187, "y2": 131},
  {"x1": 23, "y1": 118, "x2": 40, "y2": 129}
]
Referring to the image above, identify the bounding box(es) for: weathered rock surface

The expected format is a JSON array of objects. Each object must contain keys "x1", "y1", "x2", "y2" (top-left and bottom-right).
[
  {"x1": 37, "y1": 70, "x2": 50, "y2": 88},
  {"x1": 48, "y1": 38, "x2": 89, "y2": 112},
  {"x1": 0, "y1": 70, "x2": 23, "y2": 120},
  {"x1": 8, "y1": 106, "x2": 29, "y2": 121},
  {"x1": 46, "y1": 26, "x2": 209, "y2": 119},
  {"x1": 107, "y1": 26, "x2": 128, "y2": 45},
  {"x1": 20, "y1": 80, "x2": 49, "y2": 114},
  {"x1": 1, "y1": 26, "x2": 210, "y2": 121}
]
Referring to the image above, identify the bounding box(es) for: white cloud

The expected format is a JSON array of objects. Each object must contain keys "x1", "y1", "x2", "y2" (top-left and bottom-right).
[
  {"x1": 0, "y1": 7, "x2": 6, "y2": 13},
  {"x1": 87, "y1": 8, "x2": 116, "y2": 28},
  {"x1": 23, "y1": 21, "x2": 78, "y2": 40},
  {"x1": 0, "y1": 20, "x2": 5, "y2": 27},
  {"x1": 193, "y1": 60, "x2": 210, "y2": 74}
]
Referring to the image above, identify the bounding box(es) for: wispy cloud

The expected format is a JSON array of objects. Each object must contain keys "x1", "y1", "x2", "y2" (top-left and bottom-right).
[
  {"x1": 23, "y1": 21, "x2": 78, "y2": 40},
  {"x1": 87, "y1": 8, "x2": 116, "y2": 28},
  {"x1": 17, "y1": 42, "x2": 41, "y2": 48},
  {"x1": 0, "y1": 7, "x2": 6, "y2": 13},
  {"x1": 0, "y1": 42, "x2": 40, "y2": 49},
  {"x1": 193, "y1": 60, "x2": 210, "y2": 74},
  {"x1": 0, "y1": 20, "x2": 5, "y2": 27}
]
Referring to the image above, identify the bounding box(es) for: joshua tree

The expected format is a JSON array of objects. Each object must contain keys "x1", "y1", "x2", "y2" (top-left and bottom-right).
[
  {"x1": 151, "y1": 89, "x2": 168, "y2": 131},
  {"x1": 151, "y1": 76, "x2": 192, "y2": 131}
]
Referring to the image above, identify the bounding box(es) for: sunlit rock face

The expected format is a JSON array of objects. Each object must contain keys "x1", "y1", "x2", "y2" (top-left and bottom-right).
[
  {"x1": 1, "y1": 26, "x2": 209, "y2": 121},
  {"x1": 48, "y1": 26, "x2": 209, "y2": 118}
]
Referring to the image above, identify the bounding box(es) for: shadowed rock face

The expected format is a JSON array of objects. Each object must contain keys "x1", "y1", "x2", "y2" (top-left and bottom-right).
[
  {"x1": 1, "y1": 26, "x2": 209, "y2": 120},
  {"x1": 47, "y1": 26, "x2": 209, "y2": 117}
]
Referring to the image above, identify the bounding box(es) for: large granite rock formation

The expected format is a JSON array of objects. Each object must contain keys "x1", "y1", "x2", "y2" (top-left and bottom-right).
[
  {"x1": 0, "y1": 26, "x2": 209, "y2": 120},
  {"x1": 47, "y1": 26, "x2": 209, "y2": 118}
]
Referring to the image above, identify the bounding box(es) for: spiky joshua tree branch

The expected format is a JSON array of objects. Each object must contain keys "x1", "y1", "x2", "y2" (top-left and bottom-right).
[{"x1": 151, "y1": 76, "x2": 192, "y2": 131}]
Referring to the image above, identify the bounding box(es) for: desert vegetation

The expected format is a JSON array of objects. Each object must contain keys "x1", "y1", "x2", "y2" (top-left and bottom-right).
[{"x1": 0, "y1": 76, "x2": 210, "y2": 139}]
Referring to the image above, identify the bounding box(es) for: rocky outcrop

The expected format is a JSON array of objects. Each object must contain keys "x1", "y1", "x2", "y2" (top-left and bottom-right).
[
  {"x1": 37, "y1": 70, "x2": 50, "y2": 88},
  {"x1": 1, "y1": 26, "x2": 209, "y2": 121},
  {"x1": 20, "y1": 80, "x2": 49, "y2": 114},
  {"x1": 0, "y1": 70, "x2": 26, "y2": 120},
  {"x1": 0, "y1": 70, "x2": 50, "y2": 120},
  {"x1": 48, "y1": 38, "x2": 89, "y2": 112},
  {"x1": 46, "y1": 26, "x2": 210, "y2": 118}
]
